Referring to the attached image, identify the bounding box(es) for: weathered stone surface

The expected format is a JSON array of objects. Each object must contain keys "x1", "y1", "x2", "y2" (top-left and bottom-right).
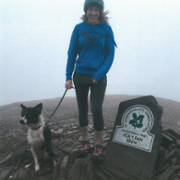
[
  {"x1": 0, "y1": 154, "x2": 12, "y2": 167},
  {"x1": 11, "y1": 148, "x2": 32, "y2": 168},
  {"x1": 12, "y1": 167, "x2": 37, "y2": 180},
  {"x1": 104, "y1": 96, "x2": 163, "y2": 180},
  {"x1": 1, "y1": 96, "x2": 180, "y2": 180},
  {"x1": 53, "y1": 129, "x2": 64, "y2": 138},
  {"x1": 157, "y1": 165, "x2": 180, "y2": 180},
  {"x1": 1, "y1": 126, "x2": 180, "y2": 180},
  {"x1": 162, "y1": 132, "x2": 174, "y2": 149},
  {"x1": 0, "y1": 166, "x2": 13, "y2": 180}
]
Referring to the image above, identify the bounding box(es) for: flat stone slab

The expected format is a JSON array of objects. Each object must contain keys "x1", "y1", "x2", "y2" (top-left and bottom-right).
[{"x1": 104, "y1": 95, "x2": 163, "y2": 180}]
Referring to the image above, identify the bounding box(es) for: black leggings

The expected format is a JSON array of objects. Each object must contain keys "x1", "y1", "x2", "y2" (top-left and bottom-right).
[{"x1": 73, "y1": 73, "x2": 107, "y2": 131}]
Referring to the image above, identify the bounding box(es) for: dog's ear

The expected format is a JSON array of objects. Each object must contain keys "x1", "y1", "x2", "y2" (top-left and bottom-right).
[
  {"x1": 35, "y1": 103, "x2": 43, "y2": 115},
  {"x1": 21, "y1": 104, "x2": 26, "y2": 109}
]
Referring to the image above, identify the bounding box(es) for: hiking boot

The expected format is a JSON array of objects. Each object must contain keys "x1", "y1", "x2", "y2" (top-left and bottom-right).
[
  {"x1": 91, "y1": 144, "x2": 103, "y2": 163},
  {"x1": 79, "y1": 141, "x2": 90, "y2": 157}
]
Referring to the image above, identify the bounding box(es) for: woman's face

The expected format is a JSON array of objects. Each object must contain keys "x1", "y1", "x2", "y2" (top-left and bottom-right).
[{"x1": 86, "y1": 7, "x2": 100, "y2": 25}]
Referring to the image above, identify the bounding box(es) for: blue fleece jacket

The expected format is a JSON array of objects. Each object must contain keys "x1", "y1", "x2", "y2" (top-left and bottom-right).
[{"x1": 66, "y1": 21, "x2": 116, "y2": 82}]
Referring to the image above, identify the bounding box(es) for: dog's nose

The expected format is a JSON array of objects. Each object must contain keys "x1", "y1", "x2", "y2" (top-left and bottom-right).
[{"x1": 19, "y1": 119, "x2": 25, "y2": 125}]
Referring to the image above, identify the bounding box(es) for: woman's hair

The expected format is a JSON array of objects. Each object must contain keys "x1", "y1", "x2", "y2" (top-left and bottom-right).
[{"x1": 81, "y1": 10, "x2": 110, "y2": 25}]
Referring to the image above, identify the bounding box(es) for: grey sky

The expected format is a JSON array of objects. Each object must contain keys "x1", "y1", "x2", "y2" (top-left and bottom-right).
[{"x1": 0, "y1": 0, "x2": 180, "y2": 106}]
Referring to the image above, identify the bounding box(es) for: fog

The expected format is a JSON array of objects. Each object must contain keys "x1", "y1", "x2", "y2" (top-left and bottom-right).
[{"x1": 0, "y1": 0, "x2": 180, "y2": 106}]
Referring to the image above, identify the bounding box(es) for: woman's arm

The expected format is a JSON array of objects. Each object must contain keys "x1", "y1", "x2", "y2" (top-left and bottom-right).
[
  {"x1": 93, "y1": 27, "x2": 115, "y2": 82},
  {"x1": 66, "y1": 25, "x2": 79, "y2": 81}
]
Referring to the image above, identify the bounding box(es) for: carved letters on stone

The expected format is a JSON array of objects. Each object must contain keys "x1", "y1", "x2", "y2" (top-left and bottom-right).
[{"x1": 113, "y1": 105, "x2": 155, "y2": 152}]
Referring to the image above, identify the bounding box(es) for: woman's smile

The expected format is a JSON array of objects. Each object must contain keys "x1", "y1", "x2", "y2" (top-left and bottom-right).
[{"x1": 87, "y1": 7, "x2": 100, "y2": 25}]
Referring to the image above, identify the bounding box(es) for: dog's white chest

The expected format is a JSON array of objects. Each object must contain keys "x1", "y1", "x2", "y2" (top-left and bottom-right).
[{"x1": 28, "y1": 128, "x2": 44, "y2": 145}]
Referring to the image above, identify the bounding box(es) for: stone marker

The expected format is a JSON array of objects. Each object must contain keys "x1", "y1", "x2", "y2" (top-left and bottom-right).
[{"x1": 104, "y1": 96, "x2": 163, "y2": 180}]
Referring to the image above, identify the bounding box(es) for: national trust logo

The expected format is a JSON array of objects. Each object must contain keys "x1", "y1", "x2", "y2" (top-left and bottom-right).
[
  {"x1": 113, "y1": 105, "x2": 155, "y2": 152},
  {"x1": 123, "y1": 105, "x2": 154, "y2": 133}
]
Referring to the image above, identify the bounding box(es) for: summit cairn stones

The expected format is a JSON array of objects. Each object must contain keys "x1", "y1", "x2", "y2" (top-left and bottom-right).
[{"x1": 104, "y1": 96, "x2": 163, "y2": 180}]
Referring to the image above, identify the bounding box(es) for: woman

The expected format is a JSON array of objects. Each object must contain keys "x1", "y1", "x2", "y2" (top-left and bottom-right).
[{"x1": 65, "y1": 0, "x2": 116, "y2": 162}]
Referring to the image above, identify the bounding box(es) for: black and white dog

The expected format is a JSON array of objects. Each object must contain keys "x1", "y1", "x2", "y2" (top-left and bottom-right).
[{"x1": 19, "y1": 103, "x2": 56, "y2": 172}]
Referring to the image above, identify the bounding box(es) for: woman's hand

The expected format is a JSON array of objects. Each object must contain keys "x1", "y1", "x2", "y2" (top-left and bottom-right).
[
  {"x1": 92, "y1": 78, "x2": 97, "y2": 84},
  {"x1": 65, "y1": 80, "x2": 73, "y2": 89}
]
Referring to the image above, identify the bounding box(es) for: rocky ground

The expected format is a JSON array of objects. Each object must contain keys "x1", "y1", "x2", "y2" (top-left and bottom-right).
[{"x1": 0, "y1": 95, "x2": 180, "y2": 180}]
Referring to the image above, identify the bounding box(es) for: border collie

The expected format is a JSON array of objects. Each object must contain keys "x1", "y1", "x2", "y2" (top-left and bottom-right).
[{"x1": 19, "y1": 103, "x2": 56, "y2": 172}]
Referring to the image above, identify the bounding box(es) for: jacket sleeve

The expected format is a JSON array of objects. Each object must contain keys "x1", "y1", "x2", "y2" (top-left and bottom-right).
[
  {"x1": 93, "y1": 26, "x2": 115, "y2": 82},
  {"x1": 66, "y1": 25, "x2": 79, "y2": 81}
]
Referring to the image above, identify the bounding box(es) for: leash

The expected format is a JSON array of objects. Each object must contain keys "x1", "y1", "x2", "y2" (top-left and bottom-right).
[{"x1": 49, "y1": 88, "x2": 72, "y2": 120}]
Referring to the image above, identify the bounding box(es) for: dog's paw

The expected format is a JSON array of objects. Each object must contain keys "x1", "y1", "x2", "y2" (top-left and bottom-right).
[
  {"x1": 35, "y1": 164, "x2": 40, "y2": 172},
  {"x1": 25, "y1": 164, "x2": 32, "y2": 168}
]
